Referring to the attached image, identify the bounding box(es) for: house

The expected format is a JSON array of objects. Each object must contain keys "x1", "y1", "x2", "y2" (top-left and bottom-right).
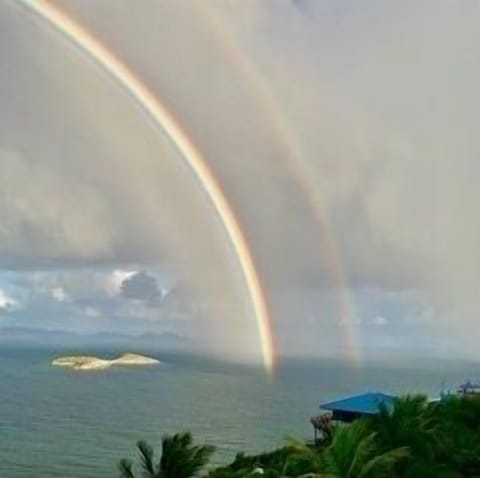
[{"x1": 318, "y1": 391, "x2": 396, "y2": 423}]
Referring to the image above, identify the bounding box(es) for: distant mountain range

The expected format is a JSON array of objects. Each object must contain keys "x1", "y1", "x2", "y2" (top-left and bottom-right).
[{"x1": 0, "y1": 326, "x2": 187, "y2": 349}]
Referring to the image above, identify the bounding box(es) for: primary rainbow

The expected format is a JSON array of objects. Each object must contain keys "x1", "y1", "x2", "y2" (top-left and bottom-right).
[
  {"x1": 201, "y1": 5, "x2": 361, "y2": 364},
  {"x1": 18, "y1": 0, "x2": 276, "y2": 375}
]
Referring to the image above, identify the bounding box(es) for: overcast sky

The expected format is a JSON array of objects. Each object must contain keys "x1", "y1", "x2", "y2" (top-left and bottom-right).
[{"x1": 1, "y1": 0, "x2": 479, "y2": 364}]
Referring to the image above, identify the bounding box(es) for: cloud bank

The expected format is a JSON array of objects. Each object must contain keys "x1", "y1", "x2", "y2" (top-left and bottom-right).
[{"x1": 1, "y1": 0, "x2": 480, "y2": 361}]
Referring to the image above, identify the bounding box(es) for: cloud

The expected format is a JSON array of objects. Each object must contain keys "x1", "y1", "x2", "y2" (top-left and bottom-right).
[
  {"x1": 106, "y1": 269, "x2": 137, "y2": 297},
  {"x1": 371, "y1": 316, "x2": 387, "y2": 327},
  {"x1": 51, "y1": 287, "x2": 70, "y2": 303},
  {"x1": 0, "y1": 149, "x2": 114, "y2": 266},
  {"x1": 2, "y1": 0, "x2": 480, "y2": 360},
  {"x1": 199, "y1": 0, "x2": 480, "y2": 354},
  {"x1": 83, "y1": 306, "x2": 101, "y2": 319},
  {"x1": 120, "y1": 271, "x2": 163, "y2": 303},
  {"x1": 0, "y1": 289, "x2": 18, "y2": 312},
  {"x1": 0, "y1": 269, "x2": 183, "y2": 335}
]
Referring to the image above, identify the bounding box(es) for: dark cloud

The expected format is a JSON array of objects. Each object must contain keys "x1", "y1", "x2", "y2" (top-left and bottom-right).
[{"x1": 120, "y1": 271, "x2": 162, "y2": 303}]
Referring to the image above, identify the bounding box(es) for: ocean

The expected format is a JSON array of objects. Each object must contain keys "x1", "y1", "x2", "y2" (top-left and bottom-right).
[{"x1": 0, "y1": 346, "x2": 478, "y2": 477}]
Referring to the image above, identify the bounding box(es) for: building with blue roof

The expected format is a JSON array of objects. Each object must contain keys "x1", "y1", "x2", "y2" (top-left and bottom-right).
[{"x1": 319, "y1": 392, "x2": 396, "y2": 423}]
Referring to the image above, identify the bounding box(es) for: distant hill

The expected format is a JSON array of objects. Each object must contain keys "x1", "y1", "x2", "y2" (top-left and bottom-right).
[{"x1": 0, "y1": 326, "x2": 187, "y2": 350}]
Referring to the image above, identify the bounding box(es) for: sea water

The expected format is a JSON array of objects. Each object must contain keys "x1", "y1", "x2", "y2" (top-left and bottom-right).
[{"x1": 0, "y1": 347, "x2": 477, "y2": 477}]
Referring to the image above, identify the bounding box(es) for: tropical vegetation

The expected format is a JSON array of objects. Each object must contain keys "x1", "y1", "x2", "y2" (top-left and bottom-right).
[
  {"x1": 118, "y1": 395, "x2": 480, "y2": 478},
  {"x1": 118, "y1": 432, "x2": 214, "y2": 478}
]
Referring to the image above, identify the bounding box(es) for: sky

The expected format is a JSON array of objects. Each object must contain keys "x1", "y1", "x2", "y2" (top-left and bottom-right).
[{"x1": 1, "y1": 0, "x2": 480, "y2": 364}]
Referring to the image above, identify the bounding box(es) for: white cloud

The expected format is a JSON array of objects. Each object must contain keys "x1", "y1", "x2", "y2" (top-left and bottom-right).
[
  {"x1": 84, "y1": 306, "x2": 101, "y2": 319},
  {"x1": 371, "y1": 316, "x2": 388, "y2": 327},
  {"x1": 106, "y1": 269, "x2": 137, "y2": 297},
  {"x1": 0, "y1": 289, "x2": 18, "y2": 312},
  {"x1": 50, "y1": 287, "x2": 70, "y2": 303}
]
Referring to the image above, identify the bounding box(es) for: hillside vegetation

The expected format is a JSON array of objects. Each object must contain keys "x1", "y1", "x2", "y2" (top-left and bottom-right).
[{"x1": 118, "y1": 395, "x2": 480, "y2": 478}]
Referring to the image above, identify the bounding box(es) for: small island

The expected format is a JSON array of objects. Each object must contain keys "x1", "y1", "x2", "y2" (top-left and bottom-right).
[{"x1": 52, "y1": 353, "x2": 160, "y2": 371}]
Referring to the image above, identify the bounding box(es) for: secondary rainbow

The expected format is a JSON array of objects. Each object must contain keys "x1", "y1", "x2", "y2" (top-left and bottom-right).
[
  {"x1": 200, "y1": 5, "x2": 361, "y2": 364},
  {"x1": 18, "y1": 0, "x2": 276, "y2": 374}
]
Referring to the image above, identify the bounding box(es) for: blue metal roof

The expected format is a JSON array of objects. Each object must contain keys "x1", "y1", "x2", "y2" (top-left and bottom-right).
[
  {"x1": 458, "y1": 380, "x2": 480, "y2": 391},
  {"x1": 320, "y1": 392, "x2": 396, "y2": 415}
]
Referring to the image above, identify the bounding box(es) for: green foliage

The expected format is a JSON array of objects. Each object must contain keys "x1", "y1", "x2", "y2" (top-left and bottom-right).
[
  {"x1": 435, "y1": 395, "x2": 480, "y2": 476},
  {"x1": 208, "y1": 447, "x2": 296, "y2": 478},
  {"x1": 366, "y1": 394, "x2": 446, "y2": 476},
  {"x1": 286, "y1": 420, "x2": 408, "y2": 478},
  {"x1": 118, "y1": 432, "x2": 214, "y2": 478},
  {"x1": 369, "y1": 395, "x2": 441, "y2": 454},
  {"x1": 118, "y1": 395, "x2": 480, "y2": 478},
  {"x1": 283, "y1": 440, "x2": 325, "y2": 477}
]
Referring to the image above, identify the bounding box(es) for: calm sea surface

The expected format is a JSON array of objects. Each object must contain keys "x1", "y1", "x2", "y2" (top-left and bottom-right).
[{"x1": 0, "y1": 347, "x2": 478, "y2": 477}]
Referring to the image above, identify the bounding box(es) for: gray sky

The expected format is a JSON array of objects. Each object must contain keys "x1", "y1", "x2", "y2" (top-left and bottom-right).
[{"x1": 1, "y1": 0, "x2": 480, "y2": 364}]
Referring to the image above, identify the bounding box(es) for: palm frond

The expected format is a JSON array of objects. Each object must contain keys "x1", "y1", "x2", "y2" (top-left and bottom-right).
[
  {"x1": 118, "y1": 458, "x2": 136, "y2": 478},
  {"x1": 358, "y1": 446, "x2": 410, "y2": 478},
  {"x1": 137, "y1": 440, "x2": 156, "y2": 477}
]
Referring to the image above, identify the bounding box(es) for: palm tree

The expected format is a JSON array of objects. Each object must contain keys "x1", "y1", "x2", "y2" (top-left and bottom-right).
[
  {"x1": 119, "y1": 432, "x2": 215, "y2": 478},
  {"x1": 285, "y1": 420, "x2": 409, "y2": 478},
  {"x1": 435, "y1": 395, "x2": 480, "y2": 476},
  {"x1": 370, "y1": 395, "x2": 443, "y2": 458},
  {"x1": 371, "y1": 395, "x2": 445, "y2": 463},
  {"x1": 368, "y1": 394, "x2": 455, "y2": 477}
]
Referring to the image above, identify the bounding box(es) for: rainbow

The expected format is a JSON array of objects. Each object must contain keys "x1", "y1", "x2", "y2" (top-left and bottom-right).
[
  {"x1": 18, "y1": 0, "x2": 276, "y2": 374},
  {"x1": 200, "y1": 5, "x2": 361, "y2": 364}
]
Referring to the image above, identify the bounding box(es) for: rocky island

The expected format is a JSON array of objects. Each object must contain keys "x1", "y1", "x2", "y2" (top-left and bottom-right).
[{"x1": 52, "y1": 353, "x2": 160, "y2": 371}]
